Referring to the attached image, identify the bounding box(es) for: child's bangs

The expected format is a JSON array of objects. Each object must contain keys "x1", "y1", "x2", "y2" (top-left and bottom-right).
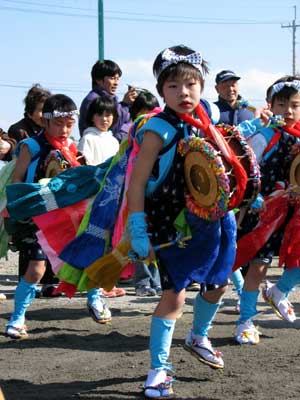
[
  {"x1": 167, "y1": 63, "x2": 202, "y2": 82},
  {"x1": 272, "y1": 86, "x2": 299, "y2": 103}
]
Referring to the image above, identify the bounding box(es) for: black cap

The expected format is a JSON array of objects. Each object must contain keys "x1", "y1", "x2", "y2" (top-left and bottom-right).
[{"x1": 215, "y1": 70, "x2": 240, "y2": 84}]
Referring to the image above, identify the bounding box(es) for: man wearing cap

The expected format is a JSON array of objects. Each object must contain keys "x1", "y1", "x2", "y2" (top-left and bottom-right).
[{"x1": 214, "y1": 70, "x2": 254, "y2": 125}]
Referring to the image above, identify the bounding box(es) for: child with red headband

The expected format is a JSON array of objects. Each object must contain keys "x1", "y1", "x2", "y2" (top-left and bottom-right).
[{"x1": 5, "y1": 94, "x2": 111, "y2": 340}]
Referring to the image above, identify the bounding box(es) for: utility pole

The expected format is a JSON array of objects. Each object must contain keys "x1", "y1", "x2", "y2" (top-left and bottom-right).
[
  {"x1": 282, "y1": 5, "x2": 300, "y2": 75},
  {"x1": 98, "y1": 0, "x2": 104, "y2": 60}
]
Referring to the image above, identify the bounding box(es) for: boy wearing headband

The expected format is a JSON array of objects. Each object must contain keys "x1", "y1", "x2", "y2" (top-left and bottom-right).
[
  {"x1": 126, "y1": 44, "x2": 239, "y2": 398},
  {"x1": 5, "y1": 94, "x2": 111, "y2": 340},
  {"x1": 234, "y1": 75, "x2": 300, "y2": 344}
]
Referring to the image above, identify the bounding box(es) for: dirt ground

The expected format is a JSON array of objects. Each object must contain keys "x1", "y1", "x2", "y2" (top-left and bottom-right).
[{"x1": 1, "y1": 251, "x2": 300, "y2": 400}]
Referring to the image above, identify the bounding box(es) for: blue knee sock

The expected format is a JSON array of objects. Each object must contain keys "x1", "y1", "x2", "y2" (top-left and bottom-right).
[
  {"x1": 231, "y1": 269, "x2": 244, "y2": 295},
  {"x1": 238, "y1": 289, "x2": 259, "y2": 324},
  {"x1": 149, "y1": 316, "x2": 175, "y2": 370},
  {"x1": 276, "y1": 268, "x2": 300, "y2": 295},
  {"x1": 87, "y1": 288, "x2": 101, "y2": 305},
  {"x1": 8, "y1": 279, "x2": 37, "y2": 328},
  {"x1": 192, "y1": 293, "x2": 221, "y2": 337}
]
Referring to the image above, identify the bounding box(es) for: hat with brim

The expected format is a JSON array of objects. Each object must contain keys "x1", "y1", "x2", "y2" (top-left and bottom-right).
[
  {"x1": 216, "y1": 70, "x2": 241, "y2": 84},
  {"x1": 290, "y1": 153, "x2": 300, "y2": 194}
]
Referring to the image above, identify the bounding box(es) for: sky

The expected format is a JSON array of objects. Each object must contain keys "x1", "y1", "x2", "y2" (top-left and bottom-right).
[{"x1": 0, "y1": 0, "x2": 299, "y2": 139}]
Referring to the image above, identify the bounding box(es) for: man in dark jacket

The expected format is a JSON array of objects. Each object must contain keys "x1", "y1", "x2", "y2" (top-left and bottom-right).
[
  {"x1": 214, "y1": 70, "x2": 254, "y2": 125},
  {"x1": 79, "y1": 60, "x2": 137, "y2": 142}
]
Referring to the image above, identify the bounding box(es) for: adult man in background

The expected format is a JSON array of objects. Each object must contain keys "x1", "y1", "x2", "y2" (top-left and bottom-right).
[
  {"x1": 214, "y1": 70, "x2": 254, "y2": 125},
  {"x1": 79, "y1": 60, "x2": 137, "y2": 142}
]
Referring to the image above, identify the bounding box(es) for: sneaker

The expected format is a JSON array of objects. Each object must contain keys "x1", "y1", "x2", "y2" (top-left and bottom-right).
[
  {"x1": 5, "y1": 325, "x2": 28, "y2": 340},
  {"x1": 102, "y1": 287, "x2": 126, "y2": 298},
  {"x1": 87, "y1": 298, "x2": 112, "y2": 324},
  {"x1": 154, "y1": 287, "x2": 163, "y2": 296},
  {"x1": 184, "y1": 330, "x2": 224, "y2": 369},
  {"x1": 144, "y1": 369, "x2": 174, "y2": 399},
  {"x1": 262, "y1": 281, "x2": 296, "y2": 323},
  {"x1": 235, "y1": 319, "x2": 260, "y2": 345},
  {"x1": 135, "y1": 286, "x2": 156, "y2": 297}
]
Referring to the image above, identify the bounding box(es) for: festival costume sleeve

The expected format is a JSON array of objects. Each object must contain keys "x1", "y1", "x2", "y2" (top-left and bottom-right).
[
  {"x1": 247, "y1": 134, "x2": 268, "y2": 163},
  {"x1": 237, "y1": 118, "x2": 265, "y2": 139},
  {"x1": 57, "y1": 144, "x2": 130, "y2": 270},
  {"x1": 6, "y1": 162, "x2": 110, "y2": 220},
  {"x1": 136, "y1": 117, "x2": 179, "y2": 196}
]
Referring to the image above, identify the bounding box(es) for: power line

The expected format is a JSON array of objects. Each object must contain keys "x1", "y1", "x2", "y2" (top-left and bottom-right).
[
  {"x1": 1, "y1": 0, "x2": 96, "y2": 12},
  {"x1": 0, "y1": 0, "x2": 295, "y2": 25},
  {"x1": 0, "y1": 83, "x2": 86, "y2": 93}
]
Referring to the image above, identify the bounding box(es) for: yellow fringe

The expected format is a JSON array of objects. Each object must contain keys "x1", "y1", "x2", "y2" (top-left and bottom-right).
[{"x1": 85, "y1": 239, "x2": 132, "y2": 291}]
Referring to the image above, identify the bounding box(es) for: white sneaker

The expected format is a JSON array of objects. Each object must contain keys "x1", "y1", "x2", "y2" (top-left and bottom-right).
[
  {"x1": 235, "y1": 319, "x2": 260, "y2": 345},
  {"x1": 184, "y1": 330, "x2": 224, "y2": 369},
  {"x1": 262, "y1": 281, "x2": 296, "y2": 323},
  {"x1": 87, "y1": 298, "x2": 112, "y2": 324}
]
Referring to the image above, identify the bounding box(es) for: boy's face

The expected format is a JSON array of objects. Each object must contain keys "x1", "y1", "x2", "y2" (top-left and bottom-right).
[
  {"x1": 45, "y1": 117, "x2": 75, "y2": 139},
  {"x1": 28, "y1": 101, "x2": 45, "y2": 128},
  {"x1": 96, "y1": 74, "x2": 120, "y2": 95},
  {"x1": 271, "y1": 92, "x2": 300, "y2": 127},
  {"x1": 162, "y1": 75, "x2": 202, "y2": 115}
]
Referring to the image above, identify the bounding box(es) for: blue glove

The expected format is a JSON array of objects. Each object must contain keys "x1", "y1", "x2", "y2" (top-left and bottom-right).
[
  {"x1": 250, "y1": 193, "x2": 264, "y2": 209},
  {"x1": 127, "y1": 212, "x2": 150, "y2": 258}
]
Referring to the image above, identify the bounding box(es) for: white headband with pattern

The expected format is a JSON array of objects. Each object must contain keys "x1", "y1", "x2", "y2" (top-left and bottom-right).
[
  {"x1": 154, "y1": 48, "x2": 204, "y2": 79},
  {"x1": 43, "y1": 110, "x2": 79, "y2": 120},
  {"x1": 270, "y1": 80, "x2": 300, "y2": 98}
]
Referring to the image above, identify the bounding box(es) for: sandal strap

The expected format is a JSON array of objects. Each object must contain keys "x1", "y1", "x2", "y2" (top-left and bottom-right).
[{"x1": 193, "y1": 342, "x2": 215, "y2": 356}]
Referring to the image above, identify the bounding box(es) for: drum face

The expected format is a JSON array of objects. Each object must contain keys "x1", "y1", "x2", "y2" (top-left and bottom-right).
[
  {"x1": 184, "y1": 151, "x2": 218, "y2": 207},
  {"x1": 179, "y1": 126, "x2": 261, "y2": 221},
  {"x1": 290, "y1": 153, "x2": 300, "y2": 194},
  {"x1": 44, "y1": 150, "x2": 69, "y2": 178}
]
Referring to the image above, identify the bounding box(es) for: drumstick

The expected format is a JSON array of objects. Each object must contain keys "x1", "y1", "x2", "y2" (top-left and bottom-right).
[
  {"x1": 128, "y1": 234, "x2": 193, "y2": 263},
  {"x1": 85, "y1": 235, "x2": 192, "y2": 291}
]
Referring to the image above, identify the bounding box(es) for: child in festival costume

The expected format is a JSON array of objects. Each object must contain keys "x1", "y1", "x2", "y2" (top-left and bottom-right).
[
  {"x1": 5, "y1": 94, "x2": 111, "y2": 340},
  {"x1": 234, "y1": 76, "x2": 300, "y2": 345},
  {"x1": 7, "y1": 84, "x2": 58, "y2": 296},
  {"x1": 126, "y1": 44, "x2": 241, "y2": 398}
]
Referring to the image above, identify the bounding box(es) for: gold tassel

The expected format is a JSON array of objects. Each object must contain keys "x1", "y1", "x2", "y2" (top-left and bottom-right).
[{"x1": 86, "y1": 239, "x2": 132, "y2": 291}]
